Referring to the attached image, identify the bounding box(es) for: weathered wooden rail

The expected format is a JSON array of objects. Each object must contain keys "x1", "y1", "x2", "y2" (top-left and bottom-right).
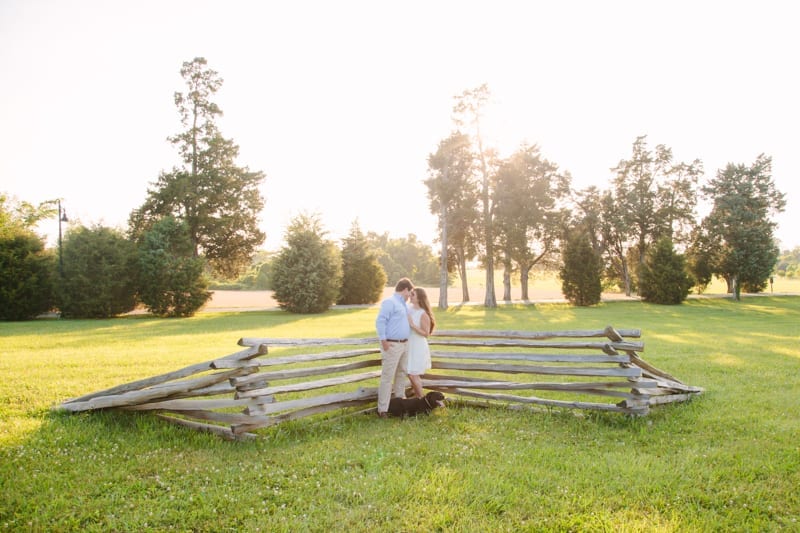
[{"x1": 55, "y1": 326, "x2": 703, "y2": 440}]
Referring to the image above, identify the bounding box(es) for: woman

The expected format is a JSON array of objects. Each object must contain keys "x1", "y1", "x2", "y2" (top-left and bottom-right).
[{"x1": 406, "y1": 287, "x2": 435, "y2": 399}]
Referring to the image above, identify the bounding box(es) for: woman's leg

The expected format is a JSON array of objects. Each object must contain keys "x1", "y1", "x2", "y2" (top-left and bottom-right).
[{"x1": 408, "y1": 374, "x2": 424, "y2": 398}]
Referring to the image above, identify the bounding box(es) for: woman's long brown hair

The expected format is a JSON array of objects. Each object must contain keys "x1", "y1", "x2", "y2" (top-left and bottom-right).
[{"x1": 412, "y1": 287, "x2": 435, "y2": 334}]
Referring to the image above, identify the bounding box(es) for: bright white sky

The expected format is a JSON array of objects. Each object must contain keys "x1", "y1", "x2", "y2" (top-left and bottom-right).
[{"x1": 1, "y1": 0, "x2": 797, "y2": 252}]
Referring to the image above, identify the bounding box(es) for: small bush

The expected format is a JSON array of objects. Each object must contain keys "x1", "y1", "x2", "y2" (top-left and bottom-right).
[
  {"x1": 135, "y1": 217, "x2": 211, "y2": 317},
  {"x1": 559, "y1": 231, "x2": 602, "y2": 306},
  {"x1": 338, "y1": 222, "x2": 386, "y2": 304},
  {"x1": 271, "y1": 214, "x2": 342, "y2": 313},
  {"x1": 639, "y1": 237, "x2": 693, "y2": 304}
]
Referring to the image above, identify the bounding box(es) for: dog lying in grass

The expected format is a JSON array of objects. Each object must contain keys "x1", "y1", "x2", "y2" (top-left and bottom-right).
[{"x1": 387, "y1": 391, "x2": 446, "y2": 418}]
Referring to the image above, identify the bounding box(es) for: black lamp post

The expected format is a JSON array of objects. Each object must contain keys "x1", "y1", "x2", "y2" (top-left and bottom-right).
[{"x1": 58, "y1": 200, "x2": 68, "y2": 275}]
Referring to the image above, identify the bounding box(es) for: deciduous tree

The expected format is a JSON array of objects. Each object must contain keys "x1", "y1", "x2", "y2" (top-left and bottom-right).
[
  {"x1": 696, "y1": 155, "x2": 785, "y2": 300},
  {"x1": 367, "y1": 232, "x2": 440, "y2": 287},
  {"x1": 453, "y1": 84, "x2": 498, "y2": 307},
  {"x1": 425, "y1": 131, "x2": 479, "y2": 307},
  {"x1": 0, "y1": 194, "x2": 59, "y2": 234},
  {"x1": 610, "y1": 136, "x2": 702, "y2": 293},
  {"x1": 493, "y1": 144, "x2": 571, "y2": 300}
]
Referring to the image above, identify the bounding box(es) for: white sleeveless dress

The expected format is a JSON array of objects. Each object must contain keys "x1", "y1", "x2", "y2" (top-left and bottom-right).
[{"x1": 406, "y1": 307, "x2": 432, "y2": 375}]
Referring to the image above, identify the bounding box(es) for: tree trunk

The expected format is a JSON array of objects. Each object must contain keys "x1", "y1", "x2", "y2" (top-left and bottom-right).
[
  {"x1": 478, "y1": 138, "x2": 496, "y2": 307},
  {"x1": 610, "y1": 241, "x2": 632, "y2": 297},
  {"x1": 520, "y1": 264, "x2": 530, "y2": 300},
  {"x1": 485, "y1": 256, "x2": 497, "y2": 307},
  {"x1": 438, "y1": 205, "x2": 448, "y2": 310},
  {"x1": 502, "y1": 259, "x2": 512, "y2": 301},
  {"x1": 637, "y1": 237, "x2": 647, "y2": 293},
  {"x1": 622, "y1": 260, "x2": 632, "y2": 297},
  {"x1": 457, "y1": 252, "x2": 470, "y2": 302}
]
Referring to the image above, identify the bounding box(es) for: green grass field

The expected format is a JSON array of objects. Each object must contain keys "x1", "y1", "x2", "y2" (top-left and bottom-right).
[{"x1": 2, "y1": 297, "x2": 799, "y2": 531}]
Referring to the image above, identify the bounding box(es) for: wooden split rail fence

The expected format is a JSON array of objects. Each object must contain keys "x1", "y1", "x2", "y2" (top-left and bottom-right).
[{"x1": 55, "y1": 326, "x2": 703, "y2": 440}]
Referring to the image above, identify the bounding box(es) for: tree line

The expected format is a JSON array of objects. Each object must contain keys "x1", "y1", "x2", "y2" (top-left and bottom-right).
[
  {"x1": 0, "y1": 194, "x2": 440, "y2": 319},
  {"x1": 426, "y1": 84, "x2": 787, "y2": 306},
  {"x1": 0, "y1": 60, "x2": 792, "y2": 319}
]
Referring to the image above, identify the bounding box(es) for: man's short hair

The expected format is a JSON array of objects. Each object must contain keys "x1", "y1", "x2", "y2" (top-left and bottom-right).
[{"x1": 395, "y1": 278, "x2": 414, "y2": 292}]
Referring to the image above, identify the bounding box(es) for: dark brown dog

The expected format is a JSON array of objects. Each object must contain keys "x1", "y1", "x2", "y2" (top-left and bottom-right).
[{"x1": 387, "y1": 391, "x2": 446, "y2": 417}]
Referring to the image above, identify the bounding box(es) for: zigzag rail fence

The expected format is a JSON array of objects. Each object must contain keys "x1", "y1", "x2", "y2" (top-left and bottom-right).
[{"x1": 55, "y1": 326, "x2": 703, "y2": 440}]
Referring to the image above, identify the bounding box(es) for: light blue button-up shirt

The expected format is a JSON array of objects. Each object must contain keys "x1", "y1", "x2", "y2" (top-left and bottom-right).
[{"x1": 375, "y1": 293, "x2": 410, "y2": 340}]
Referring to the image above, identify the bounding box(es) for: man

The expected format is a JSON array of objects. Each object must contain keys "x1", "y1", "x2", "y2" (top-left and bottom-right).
[{"x1": 374, "y1": 277, "x2": 413, "y2": 417}]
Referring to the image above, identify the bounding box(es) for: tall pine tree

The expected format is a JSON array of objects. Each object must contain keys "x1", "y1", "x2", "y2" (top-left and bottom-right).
[{"x1": 129, "y1": 57, "x2": 265, "y2": 279}]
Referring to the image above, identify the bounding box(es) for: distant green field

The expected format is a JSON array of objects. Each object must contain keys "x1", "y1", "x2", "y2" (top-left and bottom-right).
[
  {"x1": 1, "y1": 297, "x2": 799, "y2": 531},
  {"x1": 468, "y1": 268, "x2": 800, "y2": 296}
]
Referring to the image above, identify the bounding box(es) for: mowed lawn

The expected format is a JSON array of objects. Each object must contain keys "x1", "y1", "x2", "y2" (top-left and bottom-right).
[{"x1": 1, "y1": 296, "x2": 799, "y2": 531}]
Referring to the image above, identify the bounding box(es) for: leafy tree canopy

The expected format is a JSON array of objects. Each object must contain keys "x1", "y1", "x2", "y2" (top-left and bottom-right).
[
  {"x1": 0, "y1": 193, "x2": 58, "y2": 237},
  {"x1": 367, "y1": 232, "x2": 439, "y2": 286},
  {"x1": 697, "y1": 154, "x2": 785, "y2": 299}
]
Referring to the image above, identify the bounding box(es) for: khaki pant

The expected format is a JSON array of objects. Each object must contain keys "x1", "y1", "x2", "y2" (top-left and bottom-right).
[{"x1": 377, "y1": 341, "x2": 408, "y2": 413}]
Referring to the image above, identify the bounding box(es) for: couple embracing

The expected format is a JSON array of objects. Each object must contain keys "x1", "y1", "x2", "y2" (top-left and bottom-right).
[{"x1": 374, "y1": 278, "x2": 436, "y2": 418}]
